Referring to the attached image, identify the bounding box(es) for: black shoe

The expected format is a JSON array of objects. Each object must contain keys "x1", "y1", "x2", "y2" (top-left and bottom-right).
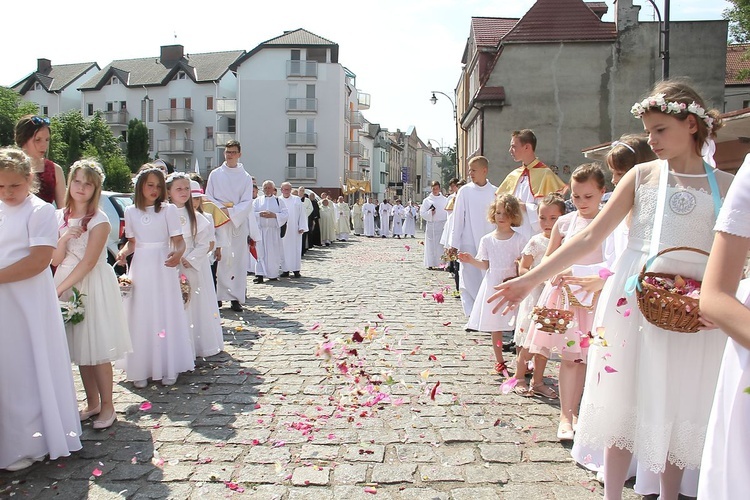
[
  {"x1": 268, "y1": 278, "x2": 278, "y2": 281},
  {"x1": 217, "y1": 301, "x2": 223, "y2": 308},
  {"x1": 502, "y1": 341, "x2": 516, "y2": 353},
  {"x1": 253, "y1": 276, "x2": 264, "y2": 284},
  {"x1": 280, "y1": 272, "x2": 290, "y2": 278},
  {"x1": 230, "y1": 300, "x2": 242, "y2": 312},
  {"x1": 293, "y1": 271, "x2": 301, "y2": 278}
]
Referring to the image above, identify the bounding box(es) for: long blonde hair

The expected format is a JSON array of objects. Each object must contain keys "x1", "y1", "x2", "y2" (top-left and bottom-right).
[{"x1": 62, "y1": 158, "x2": 105, "y2": 231}]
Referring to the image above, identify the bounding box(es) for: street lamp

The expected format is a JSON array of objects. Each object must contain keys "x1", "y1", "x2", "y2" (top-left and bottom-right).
[
  {"x1": 644, "y1": 0, "x2": 670, "y2": 79},
  {"x1": 429, "y1": 91, "x2": 459, "y2": 177}
]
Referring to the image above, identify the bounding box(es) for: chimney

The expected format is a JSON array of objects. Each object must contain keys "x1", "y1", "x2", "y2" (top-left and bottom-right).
[
  {"x1": 37, "y1": 58, "x2": 52, "y2": 74},
  {"x1": 585, "y1": 2, "x2": 608, "y2": 20},
  {"x1": 615, "y1": 0, "x2": 641, "y2": 32},
  {"x1": 160, "y1": 45, "x2": 184, "y2": 64}
]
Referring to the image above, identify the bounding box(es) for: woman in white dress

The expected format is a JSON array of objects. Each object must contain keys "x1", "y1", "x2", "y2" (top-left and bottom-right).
[
  {"x1": 116, "y1": 166, "x2": 194, "y2": 388},
  {"x1": 698, "y1": 154, "x2": 750, "y2": 499},
  {"x1": 0, "y1": 147, "x2": 81, "y2": 471},
  {"x1": 489, "y1": 80, "x2": 732, "y2": 499},
  {"x1": 167, "y1": 174, "x2": 223, "y2": 358},
  {"x1": 52, "y1": 160, "x2": 131, "y2": 430}
]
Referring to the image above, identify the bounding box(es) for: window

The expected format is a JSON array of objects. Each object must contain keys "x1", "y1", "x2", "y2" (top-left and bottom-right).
[
  {"x1": 308, "y1": 47, "x2": 327, "y2": 63},
  {"x1": 743, "y1": 100, "x2": 750, "y2": 109},
  {"x1": 170, "y1": 98, "x2": 177, "y2": 109},
  {"x1": 291, "y1": 49, "x2": 301, "y2": 61},
  {"x1": 306, "y1": 154, "x2": 315, "y2": 168},
  {"x1": 306, "y1": 84, "x2": 315, "y2": 98},
  {"x1": 306, "y1": 118, "x2": 314, "y2": 132},
  {"x1": 288, "y1": 119, "x2": 297, "y2": 133},
  {"x1": 106, "y1": 102, "x2": 114, "y2": 112},
  {"x1": 206, "y1": 96, "x2": 214, "y2": 110},
  {"x1": 288, "y1": 153, "x2": 296, "y2": 167},
  {"x1": 41, "y1": 106, "x2": 48, "y2": 116},
  {"x1": 206, "y1": 126, "x2": 213, "y2": 139},
  {"x1": 148, "y1": 99, "x2": 154, "y2": 122},
  {"x1": 141, "y1": 100, "x2": 146, "y2": 120},
  {"x1": 227, "y1": 117, "x2": 236, "y2": 133},
  {"x1": 172, "y1": 71, "x2": 186, "y2": 81},
  {"x1": 184, "y1": 97, "x2": 191, "y2": 109},
  {"x1": 120, "y1": 131, "x2": 127, "y2": 141},
  {"x1": 108, "y1": 76, "x2": 119, "y2": 85},
  {"x1": 380, "y1": 172, "x2": 387, "y2": 184},
  {"x1": 87, "y1": 103, "x2": 94, "y2": 116},
  {"x1": 184, "y1": 129, "x2": 191, "y2": 140},
  {"x1": 185, "y1": 159, "x2": 190, "y2": 170},
  {"x1": 205, "y1": 157, "x2": 213, "y2": 169},
  {"x1": 148, "y1": 129, "x2": 154, "y2": 150},
  {"x1": 33, "y1": 82, "x2": 42, "y2": 91},
  {"x1": 120, "y1": 101, "x2": 127, "y2": 110}
]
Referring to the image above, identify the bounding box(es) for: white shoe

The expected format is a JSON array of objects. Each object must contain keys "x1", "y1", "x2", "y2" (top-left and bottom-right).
[
  {"x1": 161, "y1": 377, "x2": 177, "y2": 386},
  {"x1": 5, "y1": 456, "x2": 42, "y2": 472},
  {"x1": 596, "y1": 471, "x2": 604, "y2": 484},
  {"x1": 133, "y1": 380, "x2": 148, "y2": 389}
]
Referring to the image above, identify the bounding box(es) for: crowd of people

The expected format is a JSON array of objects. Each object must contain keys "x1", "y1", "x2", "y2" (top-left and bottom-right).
[{"x1": 1, "y1": 77, "x2": 749, "y2": 499}]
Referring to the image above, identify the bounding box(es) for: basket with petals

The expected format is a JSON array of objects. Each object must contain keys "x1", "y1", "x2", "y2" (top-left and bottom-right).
[
  {"x1": 636, "y1": 246, "x2": 707, "y2": 334},
  {"x1": 180, "y1": 273, "x2": 191, "y2": 307},
  {"x1": 531, "y1": 285, "x2": 575, "y2": 334}
]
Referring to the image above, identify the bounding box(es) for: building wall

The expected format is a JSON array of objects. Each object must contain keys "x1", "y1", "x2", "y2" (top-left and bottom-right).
[
  {"x1": 236, "y1": 47, "x2": 345, "y2": 192},
  {"x1": 22, "y1": 66, "x2": 100, "y2": 116},
  {"x1": 725, "y1": 85, "x2": 750, "y2": 112},
  {"x1": 480, "y1": 20, "x2": 727, "y2": 184}
]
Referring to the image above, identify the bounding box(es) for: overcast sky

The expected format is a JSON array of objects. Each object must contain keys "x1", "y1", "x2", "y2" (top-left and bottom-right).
[{"x1": 1, "y1": 0, "x2": 730, "y2": 148}]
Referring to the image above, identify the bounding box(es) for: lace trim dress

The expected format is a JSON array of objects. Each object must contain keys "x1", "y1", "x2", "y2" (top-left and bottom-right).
[{"x1": 514, "y1": 233, "x2": 550, "y2": 346}]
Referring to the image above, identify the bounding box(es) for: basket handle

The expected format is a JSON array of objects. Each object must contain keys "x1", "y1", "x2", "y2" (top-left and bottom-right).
[{"x1": 639, "y1": 246, "x2": 710, "y2": 277}]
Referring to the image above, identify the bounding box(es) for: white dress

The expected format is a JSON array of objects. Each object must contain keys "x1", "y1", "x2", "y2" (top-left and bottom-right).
[
  {"x1": 513, "y1": 233, "x2": 549, "y2": 346},
  {"x1": 466, "y1": 231, "x2": 528, "y2": 332},
  {"x1": 0, "y1": 195, "x2": 82, "y2": 468},
  {"x1": 575, "y1": 163, "x2": 733, "y2": 486},
  {"x1": 403, "y1": 207, "x2": 417, "y2": 236},
  {"x1": 698, "y1": 159, "x2": 750, "y2": 500},
  {"x1": 178, "y1": 207, "x2": 223, "y2": 358},
  {"x1": 53, "y1": 209, "x2": 132, "y2": 365},
  {"x1": 391, "y1": 205, "x2": 404, "y2": 236},
  {"x1": 120, "y1": 203, "x2": 195, "y2": 382}
]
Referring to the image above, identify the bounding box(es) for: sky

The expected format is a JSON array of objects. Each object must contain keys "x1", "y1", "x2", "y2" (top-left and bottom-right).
[{"x1": 0, "y1": 0, "x2": 731, "y2": 149}]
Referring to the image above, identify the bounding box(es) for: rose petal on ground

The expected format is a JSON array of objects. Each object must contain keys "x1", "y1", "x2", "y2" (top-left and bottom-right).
[
  {"x1": 139, "y1": 401, "x2": 152, "y2": 411},
  {"x1": 92, "y1": 468, "x2": 103, "y2": 477},
  {"x1": 430, "y1": 381, "x2": 441, "y2": 400},
  {"x1": 428, "y1": 354, "x2": 437, "y2": 361},
  {"x1": 364, "y1": 486, "x2": 378, "y2": 494},
  {"x1": 442, "y1": 321, "x2": 451, "y2": 326},
  {"x1": 500, "y1": 377, "x2": 519, "y2": 395},
  {"x1": 310, "y1": 322, "x2": 321, "y2": 331}
]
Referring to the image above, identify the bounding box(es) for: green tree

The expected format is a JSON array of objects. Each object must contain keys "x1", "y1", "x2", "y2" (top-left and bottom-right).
[
  {"x1": 101, "y1": 154, "x2": 133, "y2": 193},
  {"x1": 0, "y1": 86, "x2": 40, "y2": 146},
  {"x1": 440, "y1": 145, "x2": 457, "y2": 187},
  {"x1": 126, "y1": 118, "x2": 151, "y2": 172},
  {"x1": 48, "y1": 110, "x2": 86, "y2": 171},
  {"x1": 726, "y1": 0, "x2": 750, "y2": 43}
]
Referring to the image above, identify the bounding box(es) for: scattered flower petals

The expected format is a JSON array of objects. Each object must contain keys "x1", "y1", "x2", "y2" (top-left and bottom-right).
[
  {"x1": 599, "y1": 268, "x2": 615, "y2": 279},
  {"x1": 623, "y1": 308, "x2": 632, "y2": 317},
  {"x1": 404, "y1": 245, "x2": 411, "y2": 251},
  {"x1": 310, "y1": 322, "x2": 321, "y2": 331},
  {"x1": 428, "y1": 354, "x2": 437, "y2": 361},
  {"x1": 364, "y1": 486, "x2": 378, "y2": 494},
  {"x1": 580, "y1": 336, "x2": 591, "y2": 349},
  {"x1": 352, "y1": 331, "x2": 364, "y2": 343},
  {"x1": 442, "y1": 321, "x2": 451, "y2": 326},
  {"x1": 92, "y1": 468, "x2": 103, "y2": 477},
  {"x1": 616, "y1": 297, "x2": 628, "y2": 307},
  {"x1": 139, "y1": 401, "x2": 152, "y2": 411},
  {"x1": 224, "y1": 481, "x2": 245, "y2": 493},
  {"x1": 157, "y1": 329, "x2": 166, "y2": 338},
  {"x1": 432, "y1": 292, "x2": 445, "y2": 303},
  {"x1": 377, "y1": 313, "x2": 384, "y2": 320},
  {"x1": 500, "y1": 377, "x2": 519, "y2": 395},
  {"x1": 430, "y1": 381, "x2": 441, "y2": 400},
  {"x1": 604, "y1": 365, "x2": 618, "y2": 373}
]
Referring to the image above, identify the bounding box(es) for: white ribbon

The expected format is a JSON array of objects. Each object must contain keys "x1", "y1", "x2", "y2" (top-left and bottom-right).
[{"x1": 701, "y1": 139, "x2": 716, "y2": 168}]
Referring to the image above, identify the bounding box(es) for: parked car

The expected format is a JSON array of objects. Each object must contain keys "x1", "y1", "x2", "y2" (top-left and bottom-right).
[{"x1": 100, "y1": 190, "x2": 133, "y2": 273}]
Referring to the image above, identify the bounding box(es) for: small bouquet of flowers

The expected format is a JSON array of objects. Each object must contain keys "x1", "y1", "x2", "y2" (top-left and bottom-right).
[
  {"x1": 441, "y1": 248, "x2": 458, "y2": 263},
  {"x1": 60, "y1": 287, "x2": 85, "y2": 325},
  {"x1": 180, "y1": 273, "x2": 191, "y2": 307}
]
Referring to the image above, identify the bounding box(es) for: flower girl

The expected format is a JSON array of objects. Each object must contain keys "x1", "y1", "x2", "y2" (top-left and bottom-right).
[
  {"x1": 116, "y1": 165, "x2": 194, "y2": 387},
  {"x1": 51, "y1": 159, "x2": 131, "y2": 429}
]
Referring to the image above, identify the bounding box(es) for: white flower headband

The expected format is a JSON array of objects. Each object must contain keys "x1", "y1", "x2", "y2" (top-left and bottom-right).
[{"x1": 631, "y1": 93, "x2": 714, "y2": 130}]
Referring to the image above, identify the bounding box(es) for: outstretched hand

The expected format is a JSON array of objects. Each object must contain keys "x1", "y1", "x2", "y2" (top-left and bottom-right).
[{"x1": 487, "y1": 275, "x2": 534, "y2": 315}]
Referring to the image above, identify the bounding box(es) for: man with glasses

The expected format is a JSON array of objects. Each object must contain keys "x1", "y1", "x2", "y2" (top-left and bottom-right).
[{"x1": 205, "y1": 141, "x2": 254, "y2": 312}]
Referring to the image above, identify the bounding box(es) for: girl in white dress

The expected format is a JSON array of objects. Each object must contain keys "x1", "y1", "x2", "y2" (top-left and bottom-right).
[
  {"x1": 510, "y1": 193, "x2": 565, "y2": 395},
  {"x1": 0, "y1": 147, "x2": 81, "y2": 471},
  {"x1": 116, "y1": 166, "x2": 194, "y2": 388},
  {"x1": 458, "y1": 194, "x2": 528, "y2": 377},
  {"x1": 51, "y1": 160, "x2": 131, "y2": 430},
  {"x1": 524, "y1": 164, "x2": 614, "y2": 440},
  {"x1": 166, "y1": 173, "x2": 223, "y2": 358},
  {"x1": 488, "y1": 80, "x2": 732, "y2": 499},
  {"x1": 698, "y1": 154, "x2": 750, "y2": 499}
]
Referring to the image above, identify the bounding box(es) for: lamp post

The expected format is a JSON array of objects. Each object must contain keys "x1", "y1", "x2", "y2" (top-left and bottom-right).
[
  {"x1": 429, "y1": 91, "x2": 459, "y2": 177},
  {"x1": 645, "y1": 0, "x2": 670, "y2": 79}
]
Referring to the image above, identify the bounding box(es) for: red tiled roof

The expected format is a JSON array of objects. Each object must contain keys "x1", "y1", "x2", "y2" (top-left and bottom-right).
[
  {"x1": 471, "y1": 17, "x2": 519, "y2": 47},
  {"x1": 475, "y1": 86, "x2": 506, "y2": 102},
  {"x1": 585, "y1": 2, "x2": 608, "y2": 19},
  {"x1": 503, "y1": 0, "x2": 616, "y2": 43},
  {"x1": 726, "y1": 43, "x2": 750, "y2": 85}
]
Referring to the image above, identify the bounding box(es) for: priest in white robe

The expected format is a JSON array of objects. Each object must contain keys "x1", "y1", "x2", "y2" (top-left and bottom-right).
[
  {"x1": 319, "y1": 197, "x2": 336, "y2": 245},
  {"x1": 391, "y1": 201, "x2": 405, "y2": 238},
  {"x1": 335, "y1": 196, "x2": 351, "y2": 241},
  {"x1": 379, "y1": 199, "x2": 392, "y2": 238},
  {"x1": 447, "y1": 157, "x2": 497, "y2": 316},
  {"x1": 252, "y1": 180, "x2": 289, "y2": 283},
  {"x1": 351, "y1": 199, "x2": 364, "y2": 235},
  {"x1": 279, "y1": 182, "x2": 308, "y2": 278},
  {"x1": 205, "y1": 141, "x2": 254, "y2": 312},
  {"x1": 362, "y1": 198, "x2": 376, "y2": 237},
  {"x1": 403, "y1": 201, "x2": 417, "y2": 238},
  {"x1": 420, "y1": 181, "x2": 449, "y2": 269}
]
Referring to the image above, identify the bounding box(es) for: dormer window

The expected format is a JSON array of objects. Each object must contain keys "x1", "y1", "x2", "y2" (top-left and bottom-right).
[
  {"x1": 107, "y1": 76, "x2": 120, "y2": 85},
  {"x1": 172, "y1": 71, "x2": 186, "y2": 81},
  {"x1": 33, "y1": 82, "x2": 42, "y2": 91}
]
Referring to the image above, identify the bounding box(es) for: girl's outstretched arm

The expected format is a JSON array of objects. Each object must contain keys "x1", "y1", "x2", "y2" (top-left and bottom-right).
[
  {"x1": 701, "y1": 231, "x2": 750, "y2": 350},
  {"x1": 457, "y1": 252, "x2": 489, "y2": 270}
]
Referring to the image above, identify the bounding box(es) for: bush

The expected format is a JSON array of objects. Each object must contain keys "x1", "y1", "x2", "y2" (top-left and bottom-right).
[{"x1": 102, "y1": 154, "x2": 133, "y2": 193}]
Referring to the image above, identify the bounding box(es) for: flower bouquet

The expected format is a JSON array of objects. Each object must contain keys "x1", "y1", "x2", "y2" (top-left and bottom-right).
[
  {"x1": 180, "y1": 273, "x2": 191, "y2": 307},
  {"x1": 60, "y1": 287, "x2": 85, "y2": 325}
]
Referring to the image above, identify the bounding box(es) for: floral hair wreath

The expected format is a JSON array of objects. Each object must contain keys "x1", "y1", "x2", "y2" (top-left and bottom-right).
[
  {"x1": 132, "y1": 166, "x2": 166, "y2": 186},
  {"x1": 631, "y1": 93, "x2": 714, "y2": 130}
]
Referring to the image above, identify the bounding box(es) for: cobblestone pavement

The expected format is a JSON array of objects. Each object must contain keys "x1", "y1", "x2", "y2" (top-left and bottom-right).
[{"x1": 1, "y1": 231, "x2": 644, "y2": 499}]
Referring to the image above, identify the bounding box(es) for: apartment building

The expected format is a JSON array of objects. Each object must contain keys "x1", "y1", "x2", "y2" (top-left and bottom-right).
[{"x1": 12, "y1": 59, "x2": 100, "y2": 117}]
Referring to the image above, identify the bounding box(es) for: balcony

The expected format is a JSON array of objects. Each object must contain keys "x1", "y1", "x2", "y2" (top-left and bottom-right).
[
  {"x1": 286, "y1": 98, "x2": 318, "y2": 112},
  {"x1": 286, "y1": 60, "x2": 318, "y2": 78},
  {"x1": 349, "y1": 111, "x2": 363, "y2": 129},
  {"x1": 286, "y1": 166, "x2": 317, "y2": 180},
  {"x1": 358, "y1": 157, "x2": 370, "y2": 168},
  {"x1": 348, "y1": 141, "x2": 363, "y2": 157},
  {"x1": 157, "y1": 139, "x2": 194, "y2": 155},
  {"x1": 286, "y1": 132, "x2": 317, "y2": 146},
  {"x1": 357, "y1": 92, "x2": 371, "y2": 110},
  {"x1": 203, "y1": 138, "x2": 215, "y2": 151},
  {"x1": 216, "y1": 99, "x2": 236, "y2": 115},
  {"x1": 103, "y1": 110, "x2": 129, "y2": 127},
  {"x1": 158, "y1": 108, "x2": 194, "y2": 124},
  {"x1": 345, "y1": 169, "x2": 369, "y2": 181},
  {"x1": 215, "y1": 132, "x2": 236, "y2": 146}
]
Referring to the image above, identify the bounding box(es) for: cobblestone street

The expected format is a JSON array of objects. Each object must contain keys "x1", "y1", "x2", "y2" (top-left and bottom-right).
[{"x1": 1, "y1": 231, "x2": 642, "y2": 499}]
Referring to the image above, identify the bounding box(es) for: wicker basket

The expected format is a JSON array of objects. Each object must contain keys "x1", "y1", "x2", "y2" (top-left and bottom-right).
[
  {"x1": 563, "y1": 284, "x2": 600, "y2": 310},
  {"x1": 531, "y1": 286, "x2": 575, "y2": 334},
  {"x1": 117, "y1": 264, "x2": 133, "y2": 298},
  {"x1": 636, "y1": 246, "x2": 708, "y2": 334}
]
